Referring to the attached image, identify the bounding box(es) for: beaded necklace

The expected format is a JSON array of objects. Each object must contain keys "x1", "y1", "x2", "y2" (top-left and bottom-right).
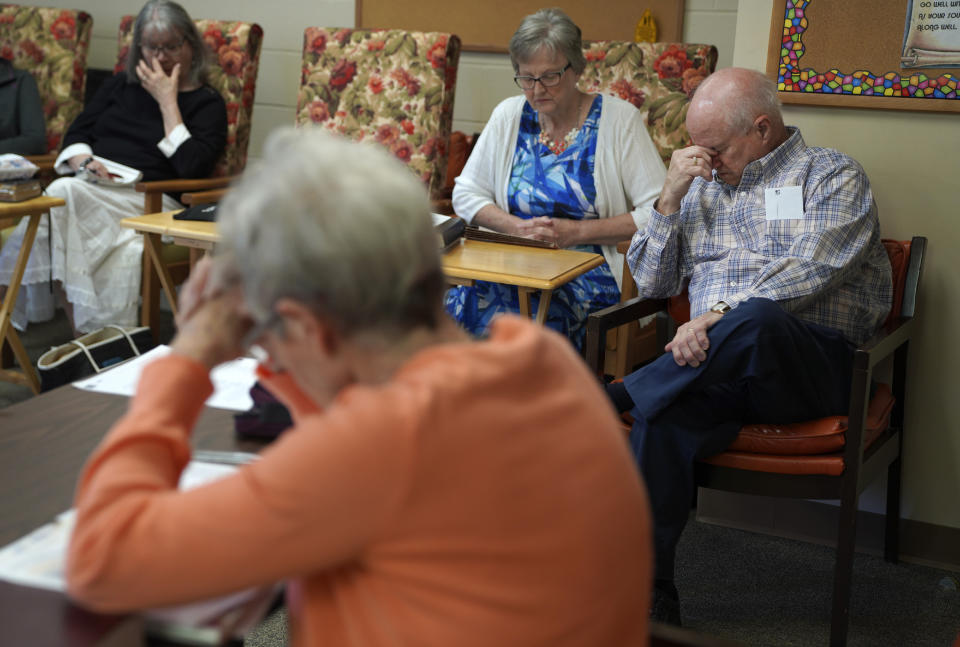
[
  {"x1": 537, "y1": 94, "x2": 587, "y2": 155},
  {"x1": 537, "y1": 126, "x2": 579, "y2": 155}
]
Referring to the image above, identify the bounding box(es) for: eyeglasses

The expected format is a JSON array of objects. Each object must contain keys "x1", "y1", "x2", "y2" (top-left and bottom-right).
[
  {"x1": 513, "y1": 63, "x2": 571, "y2": 90},
  {"x1": 141, "y1": 37, "x2": 186, "y2": 56}
]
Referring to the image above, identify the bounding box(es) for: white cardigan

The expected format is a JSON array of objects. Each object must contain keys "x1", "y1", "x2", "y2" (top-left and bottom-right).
[{"x1": 452, "y1": 94, "x2": 666, "y2": 290}]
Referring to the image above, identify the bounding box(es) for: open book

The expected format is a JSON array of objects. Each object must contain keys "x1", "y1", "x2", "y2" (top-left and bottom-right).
[
  {"x1": 0, "y1": 459, "x2": 279, "y2": 645},
  {"x1": 77, "y1": 156, "x2": 143, "y2": 187},
  {"x1": 464, "y1": 224, "x2": 558, "y2": 249}
]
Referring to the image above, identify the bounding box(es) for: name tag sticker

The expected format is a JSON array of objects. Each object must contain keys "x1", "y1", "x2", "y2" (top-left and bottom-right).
[{"x1": 764, "y1": 186, "x2": 804, "y2": 220}]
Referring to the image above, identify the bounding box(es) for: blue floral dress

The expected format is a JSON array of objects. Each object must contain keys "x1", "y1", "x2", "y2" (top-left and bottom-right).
[{"x1": 444, "y1": 95, "x2": 620, "y2": 350}]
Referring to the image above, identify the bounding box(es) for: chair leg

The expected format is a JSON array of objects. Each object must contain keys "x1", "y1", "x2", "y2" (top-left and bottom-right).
[
  {"x1": 885, "y1": 457, "x2": 902, "y2": 563},
  {"x1": 830, "y1": 493, "x2": 858, "y2": 647}
]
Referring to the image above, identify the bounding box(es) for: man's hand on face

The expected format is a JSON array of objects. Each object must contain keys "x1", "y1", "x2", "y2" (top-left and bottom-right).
[{"x1": 656, "y1": 145, "x2": 716, "y2": 216}]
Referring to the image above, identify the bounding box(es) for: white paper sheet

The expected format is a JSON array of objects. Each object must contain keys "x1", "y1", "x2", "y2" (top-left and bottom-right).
[
  {"x1": 72, "y1": 345, "x2": 258, "y2": 411},
  {"x1": 0, "y1": 461, "x2": 275, "y2": 640}
]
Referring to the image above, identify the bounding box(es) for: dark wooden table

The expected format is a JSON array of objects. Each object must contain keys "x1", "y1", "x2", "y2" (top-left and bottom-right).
[{"x1": 0, "y1": 385, "x2": 266, "y2": 646}]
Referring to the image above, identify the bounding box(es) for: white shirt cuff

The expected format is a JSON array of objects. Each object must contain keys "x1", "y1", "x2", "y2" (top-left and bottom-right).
[
  {"x1": 55, "y1": 143, "x2": 93, "y2": 174},
  {"x1": 157, "y1": 124, "x2": 191, "y2": 157}
]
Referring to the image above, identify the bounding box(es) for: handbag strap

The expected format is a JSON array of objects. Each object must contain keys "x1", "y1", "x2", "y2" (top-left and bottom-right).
[
  {"x1": 102, "y1": 324, "x2": 142, "y2": 358},
  {"x1": 69, "y1": 337, "x2": 103, "y2": 374}
]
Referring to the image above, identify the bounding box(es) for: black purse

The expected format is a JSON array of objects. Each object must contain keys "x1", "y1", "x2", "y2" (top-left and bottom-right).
[{"x1": 36, "y1": 325, "x2": 155, "y2": 391}]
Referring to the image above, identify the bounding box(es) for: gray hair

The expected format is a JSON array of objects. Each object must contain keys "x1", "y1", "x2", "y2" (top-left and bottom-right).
[
  {"x1": 126, "y1": 0, "x2": 209, "y2": 86},
  {"x1": 509, "y1": 8, "x2": 586, "y2": 74},
  {"x1": 695, "y1": 67, "x2": 783, "y2": 134},
  {"x1": 217, "y1": 127, "x2": 444, "y2": 338}
]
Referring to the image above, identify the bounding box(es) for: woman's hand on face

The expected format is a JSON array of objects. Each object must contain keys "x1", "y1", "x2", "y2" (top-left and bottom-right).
[{"x1": 136, "y1": 57, "x2": 180, "y2": 106}]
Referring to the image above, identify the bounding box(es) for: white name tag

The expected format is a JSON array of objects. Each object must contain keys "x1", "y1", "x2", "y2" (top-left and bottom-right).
[{"x1": 764, "y1": 186, "x2": 804, "y2": 220}]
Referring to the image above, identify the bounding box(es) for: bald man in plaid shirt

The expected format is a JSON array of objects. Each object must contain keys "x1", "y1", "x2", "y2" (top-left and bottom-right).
[{"x1": 609, "y1": 68, "x2": 892, "y2": 624}]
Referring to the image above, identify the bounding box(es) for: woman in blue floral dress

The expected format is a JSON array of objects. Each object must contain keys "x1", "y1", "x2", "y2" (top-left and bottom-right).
[{"x1": 447, "y1": 8, "x2": 665, "y2": 349}]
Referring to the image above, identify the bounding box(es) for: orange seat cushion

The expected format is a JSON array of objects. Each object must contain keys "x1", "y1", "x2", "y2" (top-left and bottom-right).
[
  {"x1": 618, "y1": 383, "x2": 895, "y2": 477},
  {"x1": 728, "y1": 383, "x2": 894, "y2": 455},
  {"x1": 703, "y1": 383, "x2": 894, "y2": 476}
]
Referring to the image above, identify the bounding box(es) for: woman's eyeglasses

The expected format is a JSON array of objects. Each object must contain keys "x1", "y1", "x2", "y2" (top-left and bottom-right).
[
  {"x1": 142, "y1": 37, "x2": 186, "y2": 56},
  {"x1": 513, "y1": 63, "x2": 571, "y2": 90}
]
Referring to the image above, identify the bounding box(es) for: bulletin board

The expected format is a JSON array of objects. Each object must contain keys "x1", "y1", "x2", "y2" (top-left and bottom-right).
[
  {"x1": 356, "y1": 1, "x2": 685, "y2": 53},
  {"x1": 766, "y1": 0, "x2": 960, "y2": 112}
]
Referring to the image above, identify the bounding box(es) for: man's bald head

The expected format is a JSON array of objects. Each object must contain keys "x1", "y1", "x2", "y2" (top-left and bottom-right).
[
  {"x1": 688, "y1": 68, "x2": 784, "y2": 139},
  {"x1": 683, "y1": 68, "x2": 789, "y2": 186}
]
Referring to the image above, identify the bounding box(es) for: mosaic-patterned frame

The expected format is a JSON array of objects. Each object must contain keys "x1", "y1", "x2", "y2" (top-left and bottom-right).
[{"x1": 768, "y1": 0, "x2": 960, "y2": 112}]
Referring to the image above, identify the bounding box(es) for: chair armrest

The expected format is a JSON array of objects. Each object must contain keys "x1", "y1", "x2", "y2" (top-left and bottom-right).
[
  {"x1": 853, "y1": 316, "x2": 915, "y2": 371},
  {"x1": 25, "y1": 153, "x2": 57, "y2": 172},
  {"x1": 616, "y1": 239, "x2": 630, "y2": 254},
  {"x1": 431, "y1": 198, "x2": 454, "y2": 215},
  {"x1": 135, "y1": 176, "x2": 234, "y2": 194},
  {"x1": 181, "y1": 188, "x2": 227, "y2": 206},
  {"x1": 135, "y1": 177, "x2": 236, "y2": 213},
  {"x1": 585, "y1": 296, "x2": 669, "y2": 374}
]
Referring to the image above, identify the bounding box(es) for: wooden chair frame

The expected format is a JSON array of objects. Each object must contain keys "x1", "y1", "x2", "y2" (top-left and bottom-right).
[{"x1": 585, "y1": 237, "x2": 927, "y2": 647}]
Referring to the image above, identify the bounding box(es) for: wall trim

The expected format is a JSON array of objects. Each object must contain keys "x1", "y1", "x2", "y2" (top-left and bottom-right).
[{"x1": 696, "y1": 489, "x2": 960, "y2": 574}]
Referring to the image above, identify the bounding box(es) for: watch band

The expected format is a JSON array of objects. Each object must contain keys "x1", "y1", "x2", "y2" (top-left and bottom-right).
[
  {"x1": 710, "y1": 301, "x2": 731, "y2": 315},
  {"x1": 79, "y1": 156, "x2": 94, "y2": 170}
]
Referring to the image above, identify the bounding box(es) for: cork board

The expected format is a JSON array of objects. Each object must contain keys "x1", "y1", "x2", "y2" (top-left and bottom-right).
[
  {"x1": 766, "y1": 0, "x2": 960, "y2": 112},
  {"x1": 356, "y1": 1, "x2": 685, "y2": 53}
]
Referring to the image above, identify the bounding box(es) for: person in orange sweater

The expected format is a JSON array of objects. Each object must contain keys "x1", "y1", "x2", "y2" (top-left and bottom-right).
[{"x1": 66, "y1": 128, "x2": 653, "y2": 646}]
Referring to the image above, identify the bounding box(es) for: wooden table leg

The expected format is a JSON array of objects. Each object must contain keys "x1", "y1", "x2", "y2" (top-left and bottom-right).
[
  {"x1": 516, "y1": 287, "x2": 553, "y2": 325},
  {"x1": 517, "y1": 287, "x2": 533, "y2": 319},
  {"x1": 141, "y1": 231, "x2": 180, "y2": 321},
  {"x1": 534, "y1": 289, "x2": 552, "y2": 325},
  {"x1": 0, "y1": 212, "x2": 42, "y2": 393}
]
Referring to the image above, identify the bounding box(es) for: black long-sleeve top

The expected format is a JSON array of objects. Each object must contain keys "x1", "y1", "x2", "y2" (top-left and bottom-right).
[
  {"x1": 61, "y1": 72, "x2": 226, "y2": 181},
  {"x1": 0, "y1": 58, "x2": 47, "y2": 155}
]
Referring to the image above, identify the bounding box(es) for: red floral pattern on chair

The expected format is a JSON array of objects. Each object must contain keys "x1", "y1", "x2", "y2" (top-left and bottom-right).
[
  {"x1": 296, "y1": 28, "x2": 461, "y2": 200},
  {"x1": 116, "y1": 16, "x2": 263, "y2": 177},
  {"x1": 0, "y1": 4, "x2": 92, "y2": 153},
  {"x1": 579, "y1": 42, "x2": 718, "y2": 164}
]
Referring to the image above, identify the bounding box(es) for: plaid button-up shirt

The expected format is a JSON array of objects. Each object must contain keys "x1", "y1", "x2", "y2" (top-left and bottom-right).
[{"x1": 628, "y1": 128, "x2": 891, "y2": 345}]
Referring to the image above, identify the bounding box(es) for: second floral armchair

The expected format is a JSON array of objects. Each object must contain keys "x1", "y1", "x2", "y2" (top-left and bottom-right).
[
  {"x1": 579, "y1": 41, "x2": 718, "y2": 164},
  {"x1": 296, "y1": 28, "x2": 461, "y2": 201}
]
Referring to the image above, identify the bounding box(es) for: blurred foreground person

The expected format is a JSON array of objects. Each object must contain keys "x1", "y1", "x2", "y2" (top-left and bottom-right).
[{"x1": 66, "y1": 128, "x2": 653, "y2": 647}]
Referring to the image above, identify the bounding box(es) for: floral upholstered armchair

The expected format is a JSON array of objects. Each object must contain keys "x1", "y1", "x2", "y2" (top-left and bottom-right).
[
  {"x1": 579, "y1": 42, "x2": 718, "y2": 164},
  {"x1": 0, "y1": 4, "x2": 92, "y2": 155},
  {"x1": 116, "y1": 16, "x2": 263, "y2": 332},
  {"x1": 296, "y1": 28, "x2": 461, "y2": 201},
  {"x1": 578, "y1": 41, "x2": 718, "y2": 378}
]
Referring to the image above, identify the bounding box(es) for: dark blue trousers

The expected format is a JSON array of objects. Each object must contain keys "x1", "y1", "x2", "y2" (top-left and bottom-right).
[{"x1": 622, "y1": 298, "x2": 856, "y2": 582}]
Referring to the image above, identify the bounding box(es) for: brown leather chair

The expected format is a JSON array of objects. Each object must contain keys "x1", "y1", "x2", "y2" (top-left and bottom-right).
[{"x1": 585, "y1": 237, "x2": 927, "y2": 647}]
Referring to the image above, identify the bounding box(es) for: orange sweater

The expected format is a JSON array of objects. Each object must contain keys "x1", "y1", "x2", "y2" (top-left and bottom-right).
[{"x1": 67, "y1": 316, "x2": 652, "y2": 646}]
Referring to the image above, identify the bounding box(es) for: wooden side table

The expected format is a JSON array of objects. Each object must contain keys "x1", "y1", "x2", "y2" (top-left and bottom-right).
[{"x1": 0, "y1": 196, "x2": 66, "y2": 393}]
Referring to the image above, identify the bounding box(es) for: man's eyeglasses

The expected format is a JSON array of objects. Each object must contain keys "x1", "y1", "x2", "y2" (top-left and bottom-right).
[
  {"x1": 142, "y1": 37, "x2": 186, "y2": 56},
  {"x1": 513, "y1": 63, "x2": 571, "y2": 90}
]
